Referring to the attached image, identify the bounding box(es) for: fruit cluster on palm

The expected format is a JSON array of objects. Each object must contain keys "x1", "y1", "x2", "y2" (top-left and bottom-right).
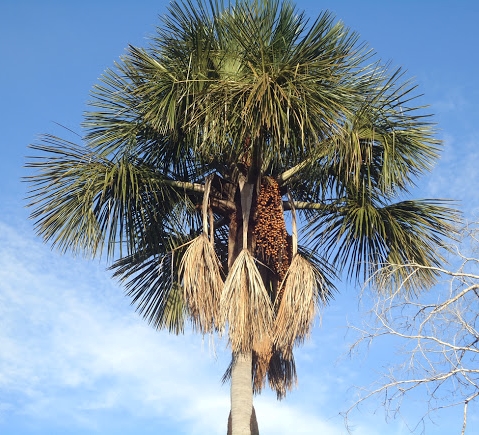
[{"x1": 26, "y1": 1, "x2": 458, "y2": 433}]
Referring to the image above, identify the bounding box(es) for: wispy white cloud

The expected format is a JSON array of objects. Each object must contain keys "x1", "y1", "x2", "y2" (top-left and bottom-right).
[
  {"x1": 415, "y1": 84, "x2": 479, "y2": 219},
  {"x1": 0, "y1": 220, "x2": 230, "y2": 433},
  {"x1": 0, "y1": 220, "x2": 411, "y2": 435},
  {"x1": 431, "y1": 88, "x2": 469, "y2": 115},
  {"x1": 408, "y1": 131, "x2": 479, "y2": 220}
]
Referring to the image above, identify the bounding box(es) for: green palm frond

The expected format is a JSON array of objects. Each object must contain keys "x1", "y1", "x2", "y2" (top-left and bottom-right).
[
  {"x1": 96, "y1": 0, "x2": 374, "y2": 171},
  {"x1": 265, "y1": 348, "x2": 297, "y2": 400},
  {"x1": 347, "y1": 68, "x2": 440, "y2": 194},
  {"x1": 378, "y1": 200, "x2": 460, "y2": 292},
  {"x1": 306, "y1": 196, "x2": 459, "y2": 286},
  {"x1": 188, "y1": 2, "x2": 372, "y2": 166},
  {"x1": 110, "y1": 231, "x2": 192, "y2": 333},
  {"x1": 282, "y1": 69, "x2": 440, "y2": 207},
  {"x1": 162, "y1": 282, "x2": 187, "y2": 334},
  {"x1": 26, "y1": 136, "x2": 110, "y2": 256},
  {"x1": 26, "y1": 135, "x2": 198, "y2": 259}
]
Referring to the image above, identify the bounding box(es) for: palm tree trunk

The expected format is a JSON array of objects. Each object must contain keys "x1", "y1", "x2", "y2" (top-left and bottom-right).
[
  {"x1": 229, "y1": 352, "x2": 258, "y2": 435},
  {"x1": 227, "y1": 177, "x2": 260, "y2": 434}
]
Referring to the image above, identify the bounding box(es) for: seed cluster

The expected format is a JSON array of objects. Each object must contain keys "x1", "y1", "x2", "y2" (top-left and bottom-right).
[{"x1": 253, "y1": 177, "x2": 291, "y2": 280}]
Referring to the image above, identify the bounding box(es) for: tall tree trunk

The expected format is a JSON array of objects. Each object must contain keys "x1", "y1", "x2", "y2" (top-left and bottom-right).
[
  {"x1": 229, "y1": 352, "x2": 259, "y2": 435},
  {"x1": 227, "y1": 403, "x2": 259, "y2": 435},
  {"x1": 227, "y1": 176, "x2": 260, "y2": 434}
]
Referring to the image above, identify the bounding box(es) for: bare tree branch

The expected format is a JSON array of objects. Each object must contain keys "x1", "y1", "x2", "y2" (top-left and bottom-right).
[{"x1": 345, "y1": 222, "x2": 479, "y2": 434}]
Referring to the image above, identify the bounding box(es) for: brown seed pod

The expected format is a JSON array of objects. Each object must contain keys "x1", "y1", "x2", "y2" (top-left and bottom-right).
[{"x1": 252, "y1": 177, "x2": 291, "y2": 281}]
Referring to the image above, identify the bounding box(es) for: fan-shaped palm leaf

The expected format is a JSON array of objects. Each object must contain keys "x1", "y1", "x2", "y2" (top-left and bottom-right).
[
  {"x1": 307, "y1": 196, "x2": 458, "y2": 287},
  {"x1": 26, "y1": 135, "x2": 192, "y2": 259}
]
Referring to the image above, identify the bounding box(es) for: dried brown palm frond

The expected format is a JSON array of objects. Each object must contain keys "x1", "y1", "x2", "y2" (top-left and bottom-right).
[
  {"x1": 220, "y1": 249, "x2": 274, "y2": 353},
  {"x1": 267, "y1": 349, "x2": 297, "y2": 400},
  {"x1": 178, "y1": 175, "x2": 223, "y2": 333},
  {"x1": 252, "y1": 335, "x2": 273, "y2": 392},
  {"x1": 222, "y1": 344, "x2": 297, "y2": 400},
  {"x1": 273, "y1": 186, "x2": 325, "y2": 356},
  {"x1": 179, "y1": 232, "x2": 223, "y2": 333},
  {"x1": 274, "y1": 253, "x2": 327, "y2": 358},
  {"x1": 251, "y1": 346, "x2": 297, "y2": 399}
]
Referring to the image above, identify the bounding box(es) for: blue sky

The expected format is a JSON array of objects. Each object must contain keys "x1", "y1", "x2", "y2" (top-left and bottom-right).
[{"x1": 1, "y1": 1, "x2": 478, "y2": 434}]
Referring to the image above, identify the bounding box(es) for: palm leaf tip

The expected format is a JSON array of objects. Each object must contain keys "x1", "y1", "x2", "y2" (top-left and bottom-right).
[
  {"x1": 220, "y1": 249, "x2": 274, "y2": 353},
  {"x1": 179, "y1": 233, "x2": 224, "y2": 333},
  {"x1": 110, "y1": 247, "x2": 187, "y2": 335},
  {"x1": 375, "y1": 200, "x2": 461, "y2": 294},
  {"x1": 252, "y1": 336, "x2": 273, "y2": 393},
  {"x1": 266, "y1": 349, "x2": 298, "y2": 400},
  {"x1": 162, "y1": 282, "x2": 187, "y2": 334},
  {"x1": 221, "y1": 347, "x2": 298, "y2": 401}
]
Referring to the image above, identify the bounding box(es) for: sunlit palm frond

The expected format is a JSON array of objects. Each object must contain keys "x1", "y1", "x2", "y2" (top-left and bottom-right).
[
  {"x1": 220, "y1": 249, "x2": 274, "y2": 353},
  {"x1": 345, "y1": 68, "x2": 440, "y2": 194},
  {"x1": 162, "y1": 282, "x2": 188, "y2": 334},
  {"x1": 83, "y1": 49, "x2": 196, "y2": 165},
  {"x1": 149, "y1": 0, "x2": 376, "y2": 170},
  {"x1": 26, "y1": 136, "x2": 109, "y2": 257}
]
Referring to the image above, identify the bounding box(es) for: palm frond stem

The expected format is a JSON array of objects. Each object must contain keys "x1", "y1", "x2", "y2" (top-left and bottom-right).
[{"x1": 282, "y1": 201, "x2": 331, "y2": 211}]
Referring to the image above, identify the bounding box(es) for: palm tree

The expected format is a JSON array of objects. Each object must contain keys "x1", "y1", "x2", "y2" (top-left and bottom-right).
[{"x1": 26, "y1": 0, "x2": 458, "y2": 433}]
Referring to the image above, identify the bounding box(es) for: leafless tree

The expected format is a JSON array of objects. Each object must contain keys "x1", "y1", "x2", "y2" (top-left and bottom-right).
[{"x1": 346, "y1": 222, "x2": 479, "y2": 434}]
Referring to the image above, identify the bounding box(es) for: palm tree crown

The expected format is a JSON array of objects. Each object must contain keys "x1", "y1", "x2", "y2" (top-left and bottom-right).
[{"x1": 26, "y1": 0, "x2": 458, "y2": 429}]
